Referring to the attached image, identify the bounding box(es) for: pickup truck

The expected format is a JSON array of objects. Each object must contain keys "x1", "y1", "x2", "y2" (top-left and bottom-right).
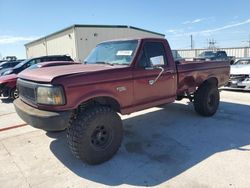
[
  {"x1": 14, "y1": 38, "x2": 230, "y2": 165},
  {"x1": 195, "y1": 50, "x2": 235, "y2": 64}
]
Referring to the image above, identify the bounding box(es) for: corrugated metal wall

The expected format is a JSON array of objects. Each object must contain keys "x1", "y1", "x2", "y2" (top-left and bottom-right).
[
  {"x1": 25, "y1": 26, "x2": 164, "y2": 61},
  {"x1": 75, "y1": 27, "x2": 164, "y2": 62},
  {"x1": 26, "y1": 39, "x2": 47, "y2": 58},
  {"x1": 46, "y1": 29, "x2": 77, "y2": 60},
  {"x1": 26, "y1": 28, "x2": 77, "y2": 60},
  {"x1": 177, "y1": 47, "x2": 250, "y2": 59}
]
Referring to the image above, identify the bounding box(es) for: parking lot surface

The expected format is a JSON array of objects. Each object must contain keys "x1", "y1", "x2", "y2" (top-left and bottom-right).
[{"x1": 0, "y1": 90, "x2": 250, "y2": 188}]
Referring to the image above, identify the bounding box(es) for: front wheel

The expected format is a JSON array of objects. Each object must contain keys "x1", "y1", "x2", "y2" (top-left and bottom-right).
[
  {"x1": 67, "y1": 106, "x2": 123, "y2": 165},
  {"x1": 193, "y1": 84, "x2": 220, "y2": 116}
]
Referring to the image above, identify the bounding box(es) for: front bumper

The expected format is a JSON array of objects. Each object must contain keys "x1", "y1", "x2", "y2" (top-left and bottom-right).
[{"x1": 14, "y1": 98, "x2": 73, "y2": 131}]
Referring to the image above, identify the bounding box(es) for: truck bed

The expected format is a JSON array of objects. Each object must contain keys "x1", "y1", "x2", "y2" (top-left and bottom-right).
[{"x1": 176, "y1": 60, "x2": 230, "y2": 95}]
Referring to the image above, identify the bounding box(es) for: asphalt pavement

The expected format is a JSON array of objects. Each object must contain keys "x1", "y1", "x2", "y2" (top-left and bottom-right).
[{"x1": 0, "y1": 90, "x2": 250, "y2": 188}]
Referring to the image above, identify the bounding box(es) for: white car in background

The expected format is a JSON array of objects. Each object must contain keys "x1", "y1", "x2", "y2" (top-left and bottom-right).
[{"x1": 225, "y1": 58, "x2": 250, "y2": 90}]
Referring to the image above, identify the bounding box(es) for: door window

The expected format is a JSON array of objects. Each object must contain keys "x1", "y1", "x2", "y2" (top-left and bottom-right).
[{"x1": 138, "y1": 42, "x2": 167, "y2": 68}]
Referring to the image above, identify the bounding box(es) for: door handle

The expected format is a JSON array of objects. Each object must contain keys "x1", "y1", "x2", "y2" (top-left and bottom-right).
[
  {"x1": 148, "y1": 67, "x2": 164, "y2": 85},
  {"x1": 165, "y1": 70, "x2": 174, "y2": 74}
]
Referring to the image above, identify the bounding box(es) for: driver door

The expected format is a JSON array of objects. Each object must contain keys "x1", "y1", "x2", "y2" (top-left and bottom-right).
[{"x1": 133, "y1": 41, "x2": 176, "y2": 108}]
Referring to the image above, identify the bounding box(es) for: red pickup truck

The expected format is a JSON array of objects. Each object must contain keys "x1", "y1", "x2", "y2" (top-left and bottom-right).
[{"x1": 14, "y1": 38, "x2": 230, "y2": 165}]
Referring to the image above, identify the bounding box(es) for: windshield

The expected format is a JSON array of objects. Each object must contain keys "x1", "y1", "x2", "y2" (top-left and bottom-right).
[
  {"x1": 0, "y1": 61, "x2": 7, "y2": 66},
  {"x1": 85, "y1": 40, "x2": 138, "y2": 65},
  {"x1": 13, "y1": 59, "x2": 29, "y2": 69},
  {"x1": 198, "y1": 51, "x2": 216, "y2": 58},
  {"x1": 233, "y1": 59, "x2": 250, "y2": 65}
]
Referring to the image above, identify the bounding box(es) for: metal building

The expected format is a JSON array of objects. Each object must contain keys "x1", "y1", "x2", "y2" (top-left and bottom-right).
[{"x1": 25, "y1": 25, "x2": 165, "y2": 62}]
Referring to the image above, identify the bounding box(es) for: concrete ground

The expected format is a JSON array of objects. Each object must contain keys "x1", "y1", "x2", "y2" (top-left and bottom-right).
[{"x1": 0, "y1": 90, "x2": 250, "y2": 188}]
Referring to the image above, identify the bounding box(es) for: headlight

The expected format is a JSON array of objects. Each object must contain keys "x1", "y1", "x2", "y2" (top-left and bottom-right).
[{"x1": 36, "y1": 86, "x2": 65, "y2": 105}]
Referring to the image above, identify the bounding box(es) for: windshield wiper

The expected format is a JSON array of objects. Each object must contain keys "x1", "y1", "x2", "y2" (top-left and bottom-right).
[
  {"x1": 111, "y1": 63, "x2": 129, "y2": 66},
  {"x1": 95, "y1": 61, "x2": 114, "y2": 66},
  {"x1": 86, "y1": 61, "x2": 128, "y2": 66}
]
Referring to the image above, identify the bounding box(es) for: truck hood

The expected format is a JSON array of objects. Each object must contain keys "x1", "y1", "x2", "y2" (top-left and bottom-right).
[
  {"x1": 18, "y1": 64, "x2": 125, "y2": 82},
  {"x1": 0, "y1": 74, "x2": 17, "y2": 84},
  {"x1": 230, "y1": 64, "x2": 250, "y2": 75}
]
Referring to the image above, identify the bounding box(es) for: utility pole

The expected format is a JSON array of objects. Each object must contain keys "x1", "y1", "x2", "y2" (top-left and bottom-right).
[
  {"x1": 207, "y1": 38, "x2": 217, "y2": 50},
  {"x1": 190, "y1": 35, "x2": 194, "y2": 49}
]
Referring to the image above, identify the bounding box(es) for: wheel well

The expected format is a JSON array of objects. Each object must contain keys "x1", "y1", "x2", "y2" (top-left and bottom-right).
[{"x1": 79, "y1": 97, "x2": 121, "y2": 113}]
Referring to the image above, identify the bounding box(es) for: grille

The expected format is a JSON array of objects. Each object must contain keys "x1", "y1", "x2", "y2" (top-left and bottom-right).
[
  {"x1": 229, "y1": 74, "x2": 249, "y2": 81},
  {"x1": 17, "y1": 79, "x2": 36, "y2": 103},
  {"x1": 19, "y1": 86, "x2": 35, "y2": 101}
]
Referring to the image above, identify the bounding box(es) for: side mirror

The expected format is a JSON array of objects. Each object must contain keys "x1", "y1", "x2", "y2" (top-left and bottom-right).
[{"x1": 148, "y1": 67, "x2": 165, "y2": 85}]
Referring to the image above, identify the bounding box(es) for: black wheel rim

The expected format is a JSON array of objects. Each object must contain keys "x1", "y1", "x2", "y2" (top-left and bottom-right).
[
  {"x1": 13, "y1": 89, "x2": 19, "y2": 99},
  {"x1": 91, "y1": 125, "x2": 112, "y2": 150}
]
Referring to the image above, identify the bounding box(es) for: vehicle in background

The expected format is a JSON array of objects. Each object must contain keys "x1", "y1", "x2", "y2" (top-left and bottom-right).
[
  {"x1": 228, "y1": 55, "x2": 236, "y2": 64},
  {"x1": 0, "y1": 60, "x2": 25, "y2": 75},
  {"x1": 14, "y1": 38, "x2": 230, "y2": 165},
  {"x1": 1, "y1": 55, "x2": 73, "y2": 76},
  {"x1": 26, "y1": 61, "x2": 79, "y2": 70},
  {"x1": 0, "y1": 60, "x2": 78, "y2": 99},
  {"x1": 224, "y1": 58, "x2": 250, "y2": 90},
  {"x1": 0, "y1": 56, "x2": 17, "y2": 63},
  {"x1": 3, "y1": 56, "x2": 17, "y2": 61},
  {"x1": 195, "y1": 51, "x2": 235, "y2": 64}
]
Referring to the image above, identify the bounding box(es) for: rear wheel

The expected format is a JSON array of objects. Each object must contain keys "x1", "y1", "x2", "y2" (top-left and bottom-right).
[
  {"x1": 67, "y1": 106, "x2": 123, "y2": 165},
  {"x1": 10, "y1": 87, "x2": 19, "y2": 100},
  {"x1": 194, "y1": 84, "x2": 220, "y2": 116}
]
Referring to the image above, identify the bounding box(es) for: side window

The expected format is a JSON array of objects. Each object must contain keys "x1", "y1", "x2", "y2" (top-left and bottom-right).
[
  {"x1": 41, "y1": 58, "x2": 48, "y2": 62},
  {"x1": 222, "y1": 52, "x2": 227, "y2": 58},
  {"x1": 138, "y1": 42, "x2": 167, "y2": 68},
  {"x1": 26, "y1": 59, "x2": 40, "y2": 68},
  {"x1": 45, "y1": 57, "x2": 55, "y2": 61},
  {"x1": 217, "y1": 52, "x2": 227, "y2": 58},
  {"x1": 26, "y1": 60, "x2": 34, "y2": 68},
  {"x1": 4, "y1": 63, "x2": 10, "y2": 68}
]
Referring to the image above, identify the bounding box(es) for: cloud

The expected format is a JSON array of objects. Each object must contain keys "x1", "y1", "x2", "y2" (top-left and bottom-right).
[
  {"x1": 0, "y1": 35, "x2": 39, "y2": 44},
  {"x1": 166, "y1": 29, "x2": 184, "y2": 35},
  {"x1": 182, "y1": 18, "x2": 203, "y2": 25},
  {"x1": 197, "y1": 19, "x2": 250, "y2": 35},
  {"x1": 167, "y1": 19, "x2": 250, "y2": 37}
]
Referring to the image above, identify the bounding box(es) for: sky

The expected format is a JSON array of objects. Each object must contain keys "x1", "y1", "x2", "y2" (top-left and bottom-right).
[{"x1": 0, "y1": 0, "x2": 250, "y2": 59}]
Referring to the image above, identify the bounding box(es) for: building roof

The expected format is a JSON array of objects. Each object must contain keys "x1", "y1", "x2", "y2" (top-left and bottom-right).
[{"x1": 25, "y1": 24, "x2": 165, "y2": 46}]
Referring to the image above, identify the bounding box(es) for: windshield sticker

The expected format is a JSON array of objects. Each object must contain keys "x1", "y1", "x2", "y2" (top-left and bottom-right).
[{"x1": 116, "y1": 50, "x2": 133, "y2": 56}]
